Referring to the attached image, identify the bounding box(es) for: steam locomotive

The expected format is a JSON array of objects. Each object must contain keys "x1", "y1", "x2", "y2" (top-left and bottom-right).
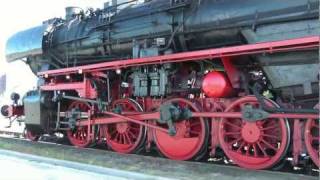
[{"x1": 2, "y1": 0, "x2": 319, "y2": 170}]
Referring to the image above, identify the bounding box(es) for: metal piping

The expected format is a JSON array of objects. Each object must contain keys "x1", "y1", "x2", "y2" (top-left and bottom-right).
[{"x1": 252, "y1": 83, "x2": 318, "y2": 114}]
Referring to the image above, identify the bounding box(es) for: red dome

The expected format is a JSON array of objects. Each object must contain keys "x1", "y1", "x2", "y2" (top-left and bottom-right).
[{"x1": 202, "y1": 71, "x2": 233, "y2": 98}]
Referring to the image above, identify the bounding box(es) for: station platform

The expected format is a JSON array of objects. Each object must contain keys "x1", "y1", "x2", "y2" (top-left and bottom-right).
[{"x1": 0, "y1": 137, "x2": 317, "y2": 180}]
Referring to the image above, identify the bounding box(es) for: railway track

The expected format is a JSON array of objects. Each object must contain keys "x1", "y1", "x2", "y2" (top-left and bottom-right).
[
  {"x1": 0, "y1": 130, "x2": 23, "y2": 138},
  {"x1": 0, "y1": 149, "x2": 172, "y2": 180},
  {"x1": 0, "y1": 130, "x2": 318, "y2": 179}
]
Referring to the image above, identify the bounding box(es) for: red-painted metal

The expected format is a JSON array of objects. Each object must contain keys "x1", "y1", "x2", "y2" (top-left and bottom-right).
[
  {"x1": 32, "y1": 36, "x2": 320, "y2": 169},
  {"x1": 304, "y1": 104, "x2": 319, "y2": 167},
  {"x1": 292, "y1": 119, "x2": 303, "y2": 166},
  {"x1": 25, "y1": 129, "x2": 40, "y2": 141},
  {"x1": 104, "y1": 99, "x2": 146, "y2": 153},
  {"x1": 304, "y1": 118, "x2": 319, "y2": 167},
  {"x1": 153, "y1": 98, "x2": 209, "y2": 160},
  {"x1": 41, "y1": 82, "x2": 84, "y2": 91},
  {"x1": 221, "y1": 57, "x2": 241, "y2": 89},
  {"x1": 1, "y1": 105, "x2": 24, "y2": 118},
  {"x1": 210, "y1": 119, "x2": 220, "y2": 157},
  {"x1": 41, "y1": 78, "x2": 97, "y2": 99},
  {"x1": 101, "y1": 112, "x2": 169, "y2": 133},
  {"x1": 192, "y1": 112, "x2": 319, "y2": 119},
  {"x1": 38, "y1": 36, "x2": 319, "y2": 77},
  {"x1": 202, "y1": 71, "x2": 233, "y2": 98},
  {"x1": 66, "y1": 101, "x2": 92, "y2": 148},
  {"x1": 75, "y1": 110, "x2": 319, "y2": 129},
  {"x1": 200, "y1": 98, "x2": 226, "y2": 157},
  {"x1": 57, "y1": 97, "x2": 316, "y2": 169},
  {"x1": 218, "y1": 96, "x2": 290, "y2": 170}
]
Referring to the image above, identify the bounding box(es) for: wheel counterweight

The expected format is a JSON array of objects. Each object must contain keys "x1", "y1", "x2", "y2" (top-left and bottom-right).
[{"x1": 218, "y1": 96, "x2": 290, "y2": 170}]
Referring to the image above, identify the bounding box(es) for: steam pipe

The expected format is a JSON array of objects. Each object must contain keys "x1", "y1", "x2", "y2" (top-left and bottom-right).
[{"x1": 252, "y1": 83, "x2": 318, "y2": 114}]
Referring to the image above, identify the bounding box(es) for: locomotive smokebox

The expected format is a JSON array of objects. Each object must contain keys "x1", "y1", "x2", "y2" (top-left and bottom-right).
[{"x1": 202, "y1": 71, "x2": 233, "y2": 98}]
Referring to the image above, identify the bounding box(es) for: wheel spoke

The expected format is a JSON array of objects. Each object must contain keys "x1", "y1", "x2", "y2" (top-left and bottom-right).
[
  {"x1": 218, "y1": 96, "x2": 289, "y2": 169},
  {"x1": 124, "y1": 133, "x2": 132, "y2": 145},
  {"x1": 261, "y1": 134, "x2": 280, "y2": 140},
  {"x1": 224, "y1": 121, "x2": 242, "y2": 129},
  {"x1": 260, "y1": 125, "x2": 278, "y2": 131},
  {"x1": 128, "y1": 130, "x2": 138, "y2": 139},
  {"x1": 253, "y1": 144, "x2": 258, "y2": 157},
  {"x1": 236, "y1": 141, "x2": 246, "y2": 153},
  {"x1": 261, "y1": 139, "x2": 278, "y2": 151},
  {"x1": 105, "y1": 99, "x2": 145, "y2": 153},
  {"x1": 122, "y1": 134, "x2": 127, "y2": 145},
  {"x1": 260, "y1": 120, "x2": 269, "y2": 126},
  {"x1": 189, "y1": 122, "x2": 201, "y2": 127},
  {"x1": 224, "y1": 131, "x2": 241, "y2": 136},
  {"x1": 114, "y1": 133, "x2": 120, "y2": 142},
  {"x1": 245, "y1": 144, "x2": 251, "y2": 156},
  {"x1": 257, "y1": 142, "x2": 268, "y2": 157},
  {"x1": 189, "y1": 130, "x2": 201, "y2": 136}
]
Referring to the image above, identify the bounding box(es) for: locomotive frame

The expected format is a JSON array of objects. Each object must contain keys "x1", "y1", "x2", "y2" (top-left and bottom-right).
[{"x1": 3, "y1": 36, "x2": 315, "y2": 170}]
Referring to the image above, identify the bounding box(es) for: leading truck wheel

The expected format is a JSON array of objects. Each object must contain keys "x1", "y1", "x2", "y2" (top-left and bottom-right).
[
  {"x1": 104, "y1": 99, "x2": 146, "y2": 154},
  {"x1": 219, "y1": 96, "x2": 290, "y2": 170},
  {"x1": 153, "y1": 98, "x2": 209, "y2": 161},
  {"x1": 304, "y1": 104, "x2": 319, "y2": 167},
  {"x1": 66, "y1": 101, "x2": 92, "y2": 148},
  {"x1": 24, "y1": 128, "x2": 40, "y2": 141}
]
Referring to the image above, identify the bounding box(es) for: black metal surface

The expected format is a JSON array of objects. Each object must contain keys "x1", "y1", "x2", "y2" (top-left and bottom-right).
[
  {"x1": 23, "y1": 91, "x2": 55, "y2": 132},
  {"x1": 6, "y1": 0, "x2": 319, "y2": 66},
  {"x1": 4, "y1": 0, "x2": 320, "y2": 98}
]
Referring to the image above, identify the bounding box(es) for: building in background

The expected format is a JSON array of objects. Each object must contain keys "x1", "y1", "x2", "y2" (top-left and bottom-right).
[{"x1": 0, "y1": 74, "x2": 6, "y2": 96}]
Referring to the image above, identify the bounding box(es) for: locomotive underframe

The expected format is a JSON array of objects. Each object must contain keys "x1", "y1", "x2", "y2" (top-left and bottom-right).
[{"x1": 3, "y1": 36, "x2": 319, "y2": 170}]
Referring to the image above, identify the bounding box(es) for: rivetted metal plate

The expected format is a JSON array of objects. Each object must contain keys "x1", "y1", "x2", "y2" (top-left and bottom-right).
[{"x1": 5, "y1": 25, "x2": 46, "y2": 62}]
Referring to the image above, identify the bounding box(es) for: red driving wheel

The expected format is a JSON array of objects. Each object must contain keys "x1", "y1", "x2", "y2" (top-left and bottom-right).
[
  {"x1": 304, "y1": 104, "x2": 319, "y2": 167},
  {"x1": 219, "y1": 96, "x2": 290, "y2": 170},
  {"x1": 66, "y1": 101, "x2": 92, "y2": 148},
  {"x1": 105, "y1": 99, "x2": 146, "y2": 153},
  {"x1": 153, "y1": 98, "x2": 209, "y2": 160}
]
